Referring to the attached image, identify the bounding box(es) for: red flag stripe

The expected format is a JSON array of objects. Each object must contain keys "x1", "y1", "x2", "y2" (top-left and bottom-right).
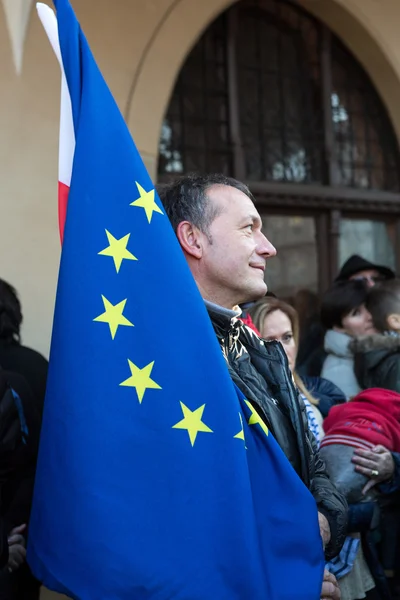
[
  {"x1": 58, "y1": 181, "x2": 70, "y2": 244},
  {"x1": 37, "y1": 4, "x2": 75, "y2": 244}
]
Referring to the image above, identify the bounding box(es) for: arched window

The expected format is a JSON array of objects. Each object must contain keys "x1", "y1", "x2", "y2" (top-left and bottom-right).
[{"x1": 158, "y1": 0, "x2": 400, "y2": 294}]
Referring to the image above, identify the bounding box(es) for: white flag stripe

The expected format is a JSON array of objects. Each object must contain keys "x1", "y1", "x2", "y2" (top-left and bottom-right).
[
  {"x1": 37, "y1": 3, "x2": 75, "y2": 187},
  {"x1": 58, "y1": 76, "x2": 75, "y2": 186},
  {"x1": 36, "y1": 4, "x2": 62, "y2": 66}
]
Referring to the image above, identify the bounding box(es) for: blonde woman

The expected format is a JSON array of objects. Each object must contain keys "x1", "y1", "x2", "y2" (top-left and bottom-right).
[
  {"x1": 249, "y1": 297, "x2": 346, "y2": 444},
  {"x1": 250, "y1": 297, "x2": 377, "y2": 600}
]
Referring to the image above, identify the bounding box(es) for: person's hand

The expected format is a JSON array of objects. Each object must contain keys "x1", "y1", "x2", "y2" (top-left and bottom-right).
[
  {"x1": 321, "y1": 569, "x2": 340, "y2": 600},
  {"x1": 7, "y1": 524, "x2": 26, "y2": 572},
  {"x1": 352, "y1": 445, "x2": 395, "y2": 494},
  {"x1": 318, "y1": 512, "x2": 331, "y2": 549}
]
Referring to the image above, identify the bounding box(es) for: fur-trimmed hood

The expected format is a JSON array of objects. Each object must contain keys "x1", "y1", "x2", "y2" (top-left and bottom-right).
[
  {"x1": 351, "y1": 333, "x2": 400, "y2": 391},
  {"x1": 350, "y1": 334, "x2": 400, "y2": 356}
]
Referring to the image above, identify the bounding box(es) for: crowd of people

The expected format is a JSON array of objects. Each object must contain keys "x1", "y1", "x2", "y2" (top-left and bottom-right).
[
  {"x1": 0, "y1": 172, "x2": 399, "y2": 599},
  {"x1": 244, "y1": 248, "x2": 400, "y2": 599}
]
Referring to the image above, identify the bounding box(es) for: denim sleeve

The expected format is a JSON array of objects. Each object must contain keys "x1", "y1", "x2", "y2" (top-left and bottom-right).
[{"x1": 378, "y1": 452, "x2": 400, "y2": 495}]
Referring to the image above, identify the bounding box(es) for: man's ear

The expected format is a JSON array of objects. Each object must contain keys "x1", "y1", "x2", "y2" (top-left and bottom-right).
[
  {"x1": 387, "y1": 313, "x2": 400, "y2": 332},
  {"x1": 176, "y1": 221, "x2": 204, "y2": 259}
]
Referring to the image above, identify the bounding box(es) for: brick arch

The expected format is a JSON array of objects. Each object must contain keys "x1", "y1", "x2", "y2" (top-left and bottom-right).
[
  {"x1": 124, "y1": 0, "x2": 238, "y2": 178},
  {"x1": 125, "y1": 0, "x2": 400, "y2": 180},
  {"x1": 301, "y1": 0, "x2": 400, "y2": 150}
]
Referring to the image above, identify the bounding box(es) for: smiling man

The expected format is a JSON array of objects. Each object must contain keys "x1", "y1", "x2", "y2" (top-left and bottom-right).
[
  {"x1": 159, "y1": 174, "x2": 347, "y2": 598},
  {"x1": 171, "y1": 180, "x2": 275, "y2": 308}
]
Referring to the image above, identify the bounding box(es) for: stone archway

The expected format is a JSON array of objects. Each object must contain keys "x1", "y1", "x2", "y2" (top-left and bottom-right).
[
  {"x1": 125, "y1": 0, "x2": 400, "y2": 180},
  {"x1": 300, "y1": 0, "x2": 400, "y2": 144}
]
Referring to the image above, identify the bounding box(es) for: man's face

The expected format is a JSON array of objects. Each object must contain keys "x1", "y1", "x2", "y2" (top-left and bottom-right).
[
  {"x1": 198, "y1": 185, "x2": 276, "y2": 308},
  {"x1": 349, "y1": 269, "x2": 383, "y2": 288}
]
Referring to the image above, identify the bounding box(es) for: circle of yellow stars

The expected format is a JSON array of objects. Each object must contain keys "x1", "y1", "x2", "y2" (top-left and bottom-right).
[{"x1": 91, "y1": 180, "x2": 269, "y2": 447}]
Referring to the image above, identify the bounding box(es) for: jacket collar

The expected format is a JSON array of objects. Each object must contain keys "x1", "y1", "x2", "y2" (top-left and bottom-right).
[
  {"x1": 324, "y1": 329, "x2": 353, "y2": 358},
  {"x1": 204, "y1": 300, "x2": 241, "y2": 332}
]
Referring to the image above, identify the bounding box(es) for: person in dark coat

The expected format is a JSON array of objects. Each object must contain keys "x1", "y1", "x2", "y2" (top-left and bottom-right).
[
  {"x1": 0, "y1": 279, "x2": 44, "y2": 599},
  {"x1": 335, "y1": 255, "x2": 395, "y2": 288},
  {"x1": 352, "y1": 335, "x2": 400, "y2": 392},
  {"x1": 352, "y1": 279, "x2": 400, "y2": 392},
  {"x1": 0, "y1": 369, "x2": 41, "y2": 600},
  {"x1": 0, "y1": 280, "x2": 48, "y2": 418},
  {"x1": 0, "y1": 364, "x2": 41, "y2": 600},
  {"x1": 349, "y1": 279, "x2": 400, "y2": 598},
  {"x1": 298, "y1": 256, "x2": 395, "y2": 378},
  {"x1": 159, "y1": 173, "x2": 348, "y2": 599}
]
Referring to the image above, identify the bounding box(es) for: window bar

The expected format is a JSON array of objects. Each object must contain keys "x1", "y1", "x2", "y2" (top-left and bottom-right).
[
  {"x1": 276, "y1": 2, "x2": 288, "y2": 181},
  {"x1": 201, "y1": 29, "x2": 210, "y2": 171},
  {"x1": 226, "y1": 9, "x2": 246, "y2": 180},
  {"x1": 320, "y1": 26, "x2": 339, "y2": 186},
  {"x1": 255, "y1": 7, "x2": 266, "y2": 179}
]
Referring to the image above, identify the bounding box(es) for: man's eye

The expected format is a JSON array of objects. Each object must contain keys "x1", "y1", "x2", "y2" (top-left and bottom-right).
[{"x1": 245, "y1": 224, "x2": 253, "y2": 231}]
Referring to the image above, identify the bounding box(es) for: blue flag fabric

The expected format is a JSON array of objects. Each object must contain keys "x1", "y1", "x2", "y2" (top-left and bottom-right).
[{"x1": 28, "y1": 1, "x2": 325, "y2": 598}]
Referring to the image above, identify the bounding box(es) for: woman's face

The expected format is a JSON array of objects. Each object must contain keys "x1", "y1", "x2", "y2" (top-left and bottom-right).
[
  {"x1": 261, "y1": 309, "x2": 297, "y2": 371},
  {"x1": 340, "y1": 304, "x2": 376, "y2": 337}
]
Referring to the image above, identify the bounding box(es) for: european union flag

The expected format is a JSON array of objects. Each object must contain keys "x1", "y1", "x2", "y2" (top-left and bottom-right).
[{"x1": 28, "y1": 1, "x2": 325, "y2": 598}]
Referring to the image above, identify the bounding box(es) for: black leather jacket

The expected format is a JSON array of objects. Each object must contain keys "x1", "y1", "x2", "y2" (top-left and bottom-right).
[{"x1": 207, "y1": 303, "x2": 348, "y2": 560}]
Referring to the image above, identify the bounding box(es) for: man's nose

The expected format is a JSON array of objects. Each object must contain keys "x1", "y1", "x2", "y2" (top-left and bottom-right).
[{"x1": 258, "y1": 232, "x2": 277, "y2": 258}]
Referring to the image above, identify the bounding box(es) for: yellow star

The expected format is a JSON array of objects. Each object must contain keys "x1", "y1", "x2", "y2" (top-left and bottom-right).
[
  {"x1": 93, "y1": 296, "x2": 134, "y2": 340},
  {"x1": 130, "y1": 182, "x2": 164, "y2": 223},
  {"x1": 172, "y1": 402, "x2": 213, "y2": 446},
  {"x1": 98, "y1": 230, "x2": 137, "y2": 273},
  {"x1": 245, "y1": 400, "x2": 269, "y2": 437},
  {"x1": 120, "y1": 360, "x2": 161, "y2": 403},
  {"x1": 234, "y1": 412, "x2": 245, "y2": 442}
]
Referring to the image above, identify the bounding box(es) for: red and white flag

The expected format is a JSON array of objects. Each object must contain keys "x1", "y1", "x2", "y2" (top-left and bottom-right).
[{"x1": 37, "y1": 3, "x2": 75, "y2": 243}]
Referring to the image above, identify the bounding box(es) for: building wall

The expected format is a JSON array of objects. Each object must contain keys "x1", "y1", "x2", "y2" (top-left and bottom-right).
[
  {"x1": 1, "y1": 0, "x2": 400, "y2": 597},
  {"x1": 2, "y1": 0, "x2": 400, "y2": 358}
]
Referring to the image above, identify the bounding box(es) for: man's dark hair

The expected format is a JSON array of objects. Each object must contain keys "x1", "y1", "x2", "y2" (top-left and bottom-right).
[
  {"x1": 366, "y1": 279, "x2": 400, "y2": 332},
  {"x1": 0, "y1": 279, "x2": 22, "y2": 344},
  {"x1": 157, "y1": 173, "x2": 254, "y2": 240},
  {"x1": 320, "y1": 280, "x2": 369, "y2": 330}
]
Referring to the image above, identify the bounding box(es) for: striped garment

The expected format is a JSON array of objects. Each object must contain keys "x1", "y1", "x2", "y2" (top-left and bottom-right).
[
  {"x1": 325, "y1": 537, "x2": 360, "y2": 579},
  {"x1": 301, "y1": 394, "x2": 321, "y2": 447}
]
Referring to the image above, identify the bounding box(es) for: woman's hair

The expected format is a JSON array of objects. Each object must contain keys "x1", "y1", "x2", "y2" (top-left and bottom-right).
[
  {"x1": 0, "y1": 279, "x2": 22, "y2": 344},
  {"x1": 366, "y1": 279, "x2": 400, "y2": 332},
  {"x1": 250, "y1": 297, "x2": 300, "y2": 345},
  {"x1": 249, "y1": 297, "x2": 318, "y2": 405},
  {"x1": 320, "y1": 280, "x2": 369, "y2": 331}
]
